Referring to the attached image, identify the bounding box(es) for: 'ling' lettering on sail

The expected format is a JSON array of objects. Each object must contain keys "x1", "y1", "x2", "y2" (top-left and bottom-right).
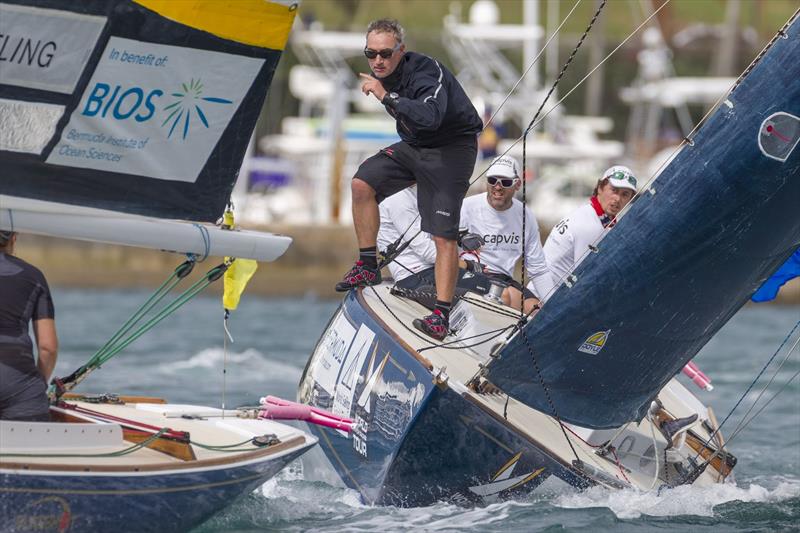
[{"x1": 0, "y1": 34, "x2": 56, "y2": 68}]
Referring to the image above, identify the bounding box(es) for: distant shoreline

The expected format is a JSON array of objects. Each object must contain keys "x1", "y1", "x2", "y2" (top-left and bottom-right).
[{"x1": 15, "y1": 227, "x2": 800, "y2": 304}]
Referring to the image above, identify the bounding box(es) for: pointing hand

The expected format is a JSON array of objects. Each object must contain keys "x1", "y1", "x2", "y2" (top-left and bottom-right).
[{"x1": 359, "y1": 73, "x2": 387, "y2": 102}]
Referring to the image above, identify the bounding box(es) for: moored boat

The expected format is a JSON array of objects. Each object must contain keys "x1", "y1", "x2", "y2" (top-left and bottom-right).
[{"x1": 2, "y1": 396, "x2": 317, "y2": 532}]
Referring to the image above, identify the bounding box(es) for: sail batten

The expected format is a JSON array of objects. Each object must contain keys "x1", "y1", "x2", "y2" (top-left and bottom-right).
[{"x1": 486, "y1": 14, "x2": 800, "y2": 429}]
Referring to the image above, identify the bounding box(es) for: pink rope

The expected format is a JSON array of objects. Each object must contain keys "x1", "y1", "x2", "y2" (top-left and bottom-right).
[{"x1": 258, "y1": 396, "x2": 354, "y2": 433}]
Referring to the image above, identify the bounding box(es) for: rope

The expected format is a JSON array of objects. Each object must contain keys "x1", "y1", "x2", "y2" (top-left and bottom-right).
[
  {"x1": 418, "y1": 325, "x2": 514, "y2": 353},
  {"x1": 191, "y1": 223, "x2": 211, "y2": 262},
  {"x1": 369, "y1": 285, "x2": 513, "y2": 352},
  {"x1": 190, "y1": 436, "x2": 263, "y2": 452},
  {"x1": 495, "y1": 0, "x2": 612, "y2": 471},
  {"x1": 646, "y1": 413, "x2": 662, "y2": 490},
  {"x1": 222, "y1": 312, "x2": 230, "y2": 418},
  {"x1": 560, "y1": 423, "x2": 632, "y2": 484},
  {"x1": 518, "y1": 332, "x2": 583, "y2": 465},
  {"x1": 520, "y1": 0, "x2": 607, "y2": 314},
  {"x1": 55, "y1": 261, "x2": 229, "y2": 397}
]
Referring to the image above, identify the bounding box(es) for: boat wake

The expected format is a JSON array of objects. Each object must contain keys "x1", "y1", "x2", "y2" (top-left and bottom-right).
[
  {"x1": 195, "y1": 467, "x2": 800, "y2": 532},
  {"x1": 552, "y1": 477, "x2": 800, "y2": 519}
]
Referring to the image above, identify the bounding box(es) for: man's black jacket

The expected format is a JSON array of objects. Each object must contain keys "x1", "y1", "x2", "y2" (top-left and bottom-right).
[{"x1": 379, "y1": 51, "x2": 482, "y2": 147}]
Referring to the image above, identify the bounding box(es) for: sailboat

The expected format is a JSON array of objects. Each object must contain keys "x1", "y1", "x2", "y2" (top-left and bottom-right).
[
  {"x1": 297, "y1": 11, "x2": 800, "y2": 505},
  {"x1": 0, "y1": 1, "x2": 318, "y2": 531}
]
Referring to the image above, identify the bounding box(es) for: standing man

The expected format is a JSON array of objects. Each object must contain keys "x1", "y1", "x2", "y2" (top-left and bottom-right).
[
  {"x1": 335, "y1": 19, "x2": 483, "y2": 341},
  {"x1": 544, "y1": 165, "x2": 637, "y2": 283},
  {"x1": 460, "y1": 156, "x2": 555, "y2": 313},
  {"x1": 0, "y1": 231, "x2": 58, "y2": 421}
]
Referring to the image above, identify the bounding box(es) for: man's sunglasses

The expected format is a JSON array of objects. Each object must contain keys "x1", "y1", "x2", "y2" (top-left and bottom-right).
[
  {"x1": 364, "y1": 43, "x2": 401, "y2": 59},
  {"x1": 487, "y1": 176, "x2": 518, "y2": 188}
]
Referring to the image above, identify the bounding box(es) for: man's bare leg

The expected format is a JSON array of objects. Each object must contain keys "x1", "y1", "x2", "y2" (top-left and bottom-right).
[
  {"x1": 351, "y1": 178, "x2": 379, "y2": 247},
  {"x1": 335, "y1": 178, "x2": 382, "y2": 292},
  {"x1": 433, "y1": 236, "x2": 458, "y2": 305}
]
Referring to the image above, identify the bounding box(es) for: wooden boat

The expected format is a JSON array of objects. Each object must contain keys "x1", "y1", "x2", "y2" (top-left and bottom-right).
[{"x1": 1, "y1": 395, "x2": 316, "y2": 532}]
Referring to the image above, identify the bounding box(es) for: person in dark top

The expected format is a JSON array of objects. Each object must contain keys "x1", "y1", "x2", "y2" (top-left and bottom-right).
[
  {"x1": 336, "y1": 18, "x2": 482, "y2": 341},
  {"x1": 0, "y1": 231, "x2": 58, "y2": 421}
]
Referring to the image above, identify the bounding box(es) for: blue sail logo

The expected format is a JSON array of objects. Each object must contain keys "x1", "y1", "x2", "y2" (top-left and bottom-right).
[
  {"x1": 161, "y1": 78, "x2": 233, "y2": 140},
  {"x1": 578, "y1": 330, "x2": 610, "y2": 355}
]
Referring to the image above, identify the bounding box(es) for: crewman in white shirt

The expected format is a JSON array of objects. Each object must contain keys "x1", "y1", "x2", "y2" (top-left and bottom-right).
[
  {"x1": 543, "y1": 165, "x2": 637, "y2": 284},
  {"x1": 376, "y1": 185, "x2": 437, "y2": 288},
  {"x1": 459, "y1": 156, "x2": 555, "y2": 313}
]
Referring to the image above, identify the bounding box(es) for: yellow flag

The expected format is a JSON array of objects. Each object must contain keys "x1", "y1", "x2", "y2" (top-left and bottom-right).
[{"x1": 223, "y1": 258, "x2": 258, "y2": 311}]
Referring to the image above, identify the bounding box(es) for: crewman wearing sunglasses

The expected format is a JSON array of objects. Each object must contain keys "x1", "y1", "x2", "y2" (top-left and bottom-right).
[
  {"x1": 543, "y1": 165, "x2": 638, "y2": 284},
  {"x1": 459, "y1": 156, "x2": 555, "y2": 313},
  {"x1": 335, "y1": 18, "x2": 483, "y2": 341}
]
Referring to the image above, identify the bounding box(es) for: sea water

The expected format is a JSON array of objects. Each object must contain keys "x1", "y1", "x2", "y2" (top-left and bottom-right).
[{"x1": 52, "y1": 288, "x2": 799, "y2": 532}]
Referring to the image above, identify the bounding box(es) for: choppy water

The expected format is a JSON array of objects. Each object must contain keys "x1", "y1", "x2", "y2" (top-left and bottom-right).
[{"x1": 52, "y1": 288, "x2": 800, "y2": 532}]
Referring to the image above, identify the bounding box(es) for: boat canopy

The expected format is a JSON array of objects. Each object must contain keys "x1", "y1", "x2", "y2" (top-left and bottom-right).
[
  {"x1": 486, "y1": 14, "x2": 800, "y2": 429},
  {"x1": 0, "y1": 0, "x2": 296, "y2": 223}
]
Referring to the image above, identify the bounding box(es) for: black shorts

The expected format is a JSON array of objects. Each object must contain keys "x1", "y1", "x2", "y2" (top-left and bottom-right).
[{"x1": 355, "y1": 136, "x2": 477, "y2": 240}]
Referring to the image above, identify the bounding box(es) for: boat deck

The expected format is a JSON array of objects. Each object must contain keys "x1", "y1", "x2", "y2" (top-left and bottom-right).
[
  {"x1": 0, "y1": 400, "x2": 312, "y2": 471},
  {"x1": 360, "y1": 283, "x2": 726, "y2": 489}
]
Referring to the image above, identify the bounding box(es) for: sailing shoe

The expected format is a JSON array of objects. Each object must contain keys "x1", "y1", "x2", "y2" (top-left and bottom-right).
[
  {"x1": 412, "y1": 309, "x2": 449, "y2": 341},
  {"x1": 335, "y1": 261, "x2": 382, "y2": 292}
]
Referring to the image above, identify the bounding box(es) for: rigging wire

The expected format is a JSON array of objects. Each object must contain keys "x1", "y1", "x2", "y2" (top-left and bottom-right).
[
  {"x1": 520, "y1": 0, "x2": 607, "y2": 314},
  {"x1": 723, "y1": 331, "x2": 800, "y2": 443},
  {"x1": 381, "y1": 0, "x2": 669, "y2": 286},
  {"x1": 696, "y1": 318, "x2": 799, "y2": 454},
  {"x1": 367, "y1": 285, "x2": 514, "y2": 352},
  {"x1": 725, "y1": 367, "x2": 800, "y2": 446},
  {"x1": 560, "y1": 6, "x2": 798, "y2": 298},
  {"x1": 53, "y1": 260, "x2": 229, "y2": 398},
  {"x1": 499, "y1": 0, "x2": 610, "y2": 471},
  {"x1": 484, "y1": 0, "x2": 583, "y2": 131},
  {"x1": 678, "y1": 322, "x2": 800, "y2": 483}
]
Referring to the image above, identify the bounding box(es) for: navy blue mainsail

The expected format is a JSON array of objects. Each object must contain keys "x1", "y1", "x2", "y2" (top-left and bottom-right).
[{"x1": 487, "y1": 13, "x2": 800, "y2": 429}]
